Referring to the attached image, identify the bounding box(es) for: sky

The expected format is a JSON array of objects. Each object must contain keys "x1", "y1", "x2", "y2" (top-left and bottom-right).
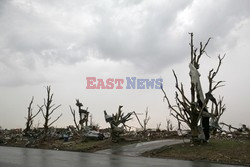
[{"x1": 0, "y1": 0, "x2": 250, "y2": 130}]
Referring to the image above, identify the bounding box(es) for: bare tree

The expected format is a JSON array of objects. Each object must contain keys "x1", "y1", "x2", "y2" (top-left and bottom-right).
[
  {"x1": 143, "y1": 107, "x2": 150, "y2": 131},
  {"x1": 166, "y1": 119, "x2": 173, "y2": 132},
  {"x1": 38, "y1": 86, "x2": 62, "y2": 139},
  {"x1": 89, "y1": 114, "x2": 93, "y2": 126},
  {"x1": 161, "y1": 33, "x2": 225, "y2": 143},
  {"x1": 69, "y1": 105, "x2": 80, "y2": 132},
  {"x1": 34, "y1": 120, "x2": 41, "y2": 129},
  {"x1": 104, "y1": 106, "x2": 133, "y2": 142},
  {"x1": 156, "y1": 123, "x2": 161, "y2": 132},
  {"x1": 24, "y1": 96, "x2": 42, "y2": 135},
  {"x1": 210, "y1": 97, "x2": 226, "y2": 134},
  {"x1": 75, "y1": 99, "x2": 89, "y2": 129}
]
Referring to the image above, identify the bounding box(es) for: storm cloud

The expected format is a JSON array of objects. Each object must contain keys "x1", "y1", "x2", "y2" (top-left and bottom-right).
[
  {"x1": 0, "y1": 0, "x2": 250, "y2": 86},
  {"x1": 1, "y1": 0, "x2": 250, "y2": 129}
]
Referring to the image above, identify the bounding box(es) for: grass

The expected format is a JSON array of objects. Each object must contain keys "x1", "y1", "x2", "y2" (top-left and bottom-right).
[{"x1": 143, "y1": 138, "x2": 250, "y2": 166}]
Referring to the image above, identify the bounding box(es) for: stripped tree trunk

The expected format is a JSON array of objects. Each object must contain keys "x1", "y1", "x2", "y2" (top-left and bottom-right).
[
  {"x1": 161, "y1": 33, "x2": 225, "y2": 144},
  {"x1": 38, "y1": 86, "x2": 62, "y2": 140}
]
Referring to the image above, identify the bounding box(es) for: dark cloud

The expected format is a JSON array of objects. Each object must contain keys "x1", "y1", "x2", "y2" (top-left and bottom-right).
[
  {"x1": 86, "y1": 0, "x2": 192, "y2": 72},
  {"x1": 0, "y1": 0, "x2": 250, "y2": 86},
  {"x1": 184, "y1": 0, "x2": 250, "y2": 54}
]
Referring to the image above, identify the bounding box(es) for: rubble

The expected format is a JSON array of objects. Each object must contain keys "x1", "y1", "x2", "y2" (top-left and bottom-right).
[{"x1": 216, "y1": 123, "x2": 250, "y2": 139}]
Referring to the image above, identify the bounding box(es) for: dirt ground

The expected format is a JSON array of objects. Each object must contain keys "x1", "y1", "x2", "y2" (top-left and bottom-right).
[{"x1": 142, "y1": 138, "x2": 250, "y2": 166}]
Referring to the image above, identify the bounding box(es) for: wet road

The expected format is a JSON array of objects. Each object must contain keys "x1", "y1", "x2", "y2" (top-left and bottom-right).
[
  {"x1": 0, "y1": 146, "x2": 243, "y2": 167},
  {"x1": 96, "y1": 139, "x2": 187, "y2": 156}
]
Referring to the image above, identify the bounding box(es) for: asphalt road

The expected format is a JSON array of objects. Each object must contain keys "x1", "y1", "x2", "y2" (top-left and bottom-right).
[
  {"x1": 96, "y1": 139, "x2": 187, "y2": 156},
  {"x1": 0, "y1": 146, "x2": 243, "y2": 167}
]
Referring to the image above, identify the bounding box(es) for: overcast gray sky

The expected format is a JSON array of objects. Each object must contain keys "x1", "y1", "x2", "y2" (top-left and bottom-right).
[{"x1": 0, "y1": 0, "x2": 250, "y2": 129}]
